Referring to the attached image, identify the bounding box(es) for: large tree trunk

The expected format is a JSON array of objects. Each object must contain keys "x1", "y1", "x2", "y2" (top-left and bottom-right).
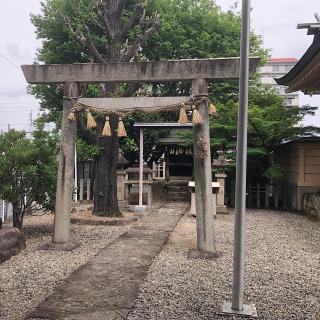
[
  {"x1": 12, "y1": 205, "x2": 24, "y2": 230},
  {"x1": 93, "y1": 113, "x2": 121, "y2": 216},
  {"x1": 93, "y1": 1, "x2": 123, "y2": 216}
]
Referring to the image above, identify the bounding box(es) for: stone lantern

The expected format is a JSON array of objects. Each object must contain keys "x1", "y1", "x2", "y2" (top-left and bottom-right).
[{"x1": 213, "y1": 150, "x2": 229, "y2": 213}]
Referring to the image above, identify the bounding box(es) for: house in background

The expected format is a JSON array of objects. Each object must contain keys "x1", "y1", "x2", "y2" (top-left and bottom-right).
[
  {"x1": 259, "y1": 58, "x2": 299, "y2": 107},
  {"x1": 275, "y1": 15, "x2": 320, "y2": 217},
  {"x1": 276, "y1": 137, "x2": 320, "y2": 211}
]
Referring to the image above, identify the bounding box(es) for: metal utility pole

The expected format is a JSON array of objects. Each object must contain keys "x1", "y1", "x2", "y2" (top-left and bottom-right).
[
  {"x1": 74, "y1": 146, "x2": 78, "y2": 203},
  {"x1": 220, "y1": 0, "x2": 257, "y2": 317},
  {"x1": 136, "y1": 128, "x2": 145, "y2": 211}
]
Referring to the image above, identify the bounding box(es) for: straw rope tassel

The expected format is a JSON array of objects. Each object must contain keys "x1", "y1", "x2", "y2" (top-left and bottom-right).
[
  {"x1": 209, "y1": 103, "x2": 217, "y2": 116},
  {"x1": 102, "y1": 116, "x2": 112, "y2": 136},
  {"x1": 117, "y1": 117, "x2": 127, "y2": 137},
  {"x1": 67, "y1": 112, "x2": 76, "y2": 121},
  {"x1": 86, "y1": 110, "x2": 97, "y2": 129},
  {"x1": 178, "y1": 103, "x2": 188, "y2": 124},
  {"x1": 192, "y1": 105, "x2": 202, "y2": 125}
]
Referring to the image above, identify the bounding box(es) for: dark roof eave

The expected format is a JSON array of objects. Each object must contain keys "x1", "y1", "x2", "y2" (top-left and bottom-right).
[
  {"x1": 280, "y1": 136, "x2": 320, "y2": 145},
  {"x1": 133, "y1": 122, "x2": 193, "y2": 129},
  {"x1": 276, "y1": 33, "x2": 320, "y2": 86}
]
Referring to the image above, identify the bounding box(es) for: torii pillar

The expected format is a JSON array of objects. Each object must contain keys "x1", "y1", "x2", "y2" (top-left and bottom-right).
[
  {"x1": 192, "y1": 79, "x2": 216, "y2": 254},
  {"x1": 53, "y1": 82, "x2": 79, "y2": 245}
]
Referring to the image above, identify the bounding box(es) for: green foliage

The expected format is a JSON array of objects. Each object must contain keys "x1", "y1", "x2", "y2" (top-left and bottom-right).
[
  {"x1": 145, "y1": 0, "x2": 266, "y2": 100},
  {"x1": 145, "y1": 0, "x2": 264, "y2": 60},
  {"x1": 0, "y1": 127, "x2": 57, "y2": 229},
  {"x1": 120, "y1": 111, "x2": 169, "y2": 163},
  {"x1": 76, "y1": 138, "x2": 101, "y2": 161},
  {"x1": 178, "y1": 84, "x2": 319, "y2": 182},
  {"x1": 213, "y1": 85, "x2": 319, "y2": 182},
  {"x1": 263, "y1": 163, "x2": 287, "y2": 180}
]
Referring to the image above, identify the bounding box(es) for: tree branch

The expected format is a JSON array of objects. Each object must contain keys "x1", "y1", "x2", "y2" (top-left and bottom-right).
[
  {"x1": 120, "y1": 13, "x2": 161, "y2": 62},
  {"x1": 83, "y1": 23, "x2": 105, "y2": 63},
  {"x1": 60, "y1": 11, "x2": 104, "y2": 63},
  {"x1": 119, "y1": 2, "x2": 146, "y2": 40},
  {"x1": 115, "y1": 0, "x2": 128, "y2": 18},
  {"x1": 96, "y1": 3, "x2": 113, "y2": 39}
]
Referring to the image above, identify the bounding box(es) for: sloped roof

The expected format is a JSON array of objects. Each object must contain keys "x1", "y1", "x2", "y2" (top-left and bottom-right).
[{"x1": 276, "y1": 32, "x2": 320, "y2": 94}]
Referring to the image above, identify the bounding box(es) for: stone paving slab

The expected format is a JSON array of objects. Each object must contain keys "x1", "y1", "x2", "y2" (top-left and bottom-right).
[{"x1": 26, "y1": 202, "x2": 189, "y2": 320}]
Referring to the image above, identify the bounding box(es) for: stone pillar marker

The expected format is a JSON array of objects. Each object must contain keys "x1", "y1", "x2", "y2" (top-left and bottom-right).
[
  {"x1": 213, "y1": 150, "x2": 229, "y2": 213},
  {"x1": 215, "y1": 173, "x2": 227, "y2": 212},
  {"x1": 53, "y1": 81, "x2": 79, "y2": 245},
  {"x1": 192, "y1": 78, "x2": 216, "y2": 255}
]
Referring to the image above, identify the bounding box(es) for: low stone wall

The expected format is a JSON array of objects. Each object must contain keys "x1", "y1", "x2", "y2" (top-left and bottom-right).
[
  {"x1": 303, "y1": 193, "x2": 320, "y2": 219},
  {"x1": 0, "y1": 228, "x2": 26, "y2": 264}
]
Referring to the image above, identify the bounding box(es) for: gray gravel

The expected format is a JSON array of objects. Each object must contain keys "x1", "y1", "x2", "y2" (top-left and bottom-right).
[
  {"x1": 0, "y1": 214, "x2": 130, "y2": 320},
  {"x1": 127, "y1": 209, "x2": 320, "y2": 320}
]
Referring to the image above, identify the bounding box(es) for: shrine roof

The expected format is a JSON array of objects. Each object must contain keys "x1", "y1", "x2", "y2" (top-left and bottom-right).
[
  {"x1": 276, "y1": 32, "x2": 320, "y2": 94},
  {"x1": 133, "y1": 122, "x2": 193, "y2": 129}
]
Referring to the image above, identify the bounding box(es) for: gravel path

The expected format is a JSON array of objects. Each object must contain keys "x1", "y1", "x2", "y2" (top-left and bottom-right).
[
  {"x1": 127, "y1": 210, "x2": 320, "y2": 320},
  {"x1": 0, "y1": 214, "x2": 130, "y2": 320}
]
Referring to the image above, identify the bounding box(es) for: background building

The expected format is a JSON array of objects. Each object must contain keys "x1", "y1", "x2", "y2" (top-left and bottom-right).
[{"x1": 259, "y1": 58, "x2": 299, "y2": 107}]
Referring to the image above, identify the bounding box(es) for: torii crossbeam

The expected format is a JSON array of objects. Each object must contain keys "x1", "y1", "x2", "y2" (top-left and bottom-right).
[{"x1": 21, "y1": 57, "x2": 260, "y2": 253}]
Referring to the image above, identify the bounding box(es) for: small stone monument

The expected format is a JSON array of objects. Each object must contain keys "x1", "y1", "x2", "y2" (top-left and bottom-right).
[
  {"x1": 213, "y1": 150, "x2": 229, "y2": 213},
  {"x1": 117, "y1": 150, "x2": 129, "y2": 209},
  {"x1": 125, "y1": 164, "x2": 153, "y2": 206},
  {"x1": 188, "y1": 181, "x2": 220, "y2": 218}
]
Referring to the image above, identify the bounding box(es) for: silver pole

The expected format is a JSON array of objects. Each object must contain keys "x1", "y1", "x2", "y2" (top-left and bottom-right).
[
  {"x1": 74, "y1": 145, "x2": 78, "y2": 202},
  {"x1": 2, "y1": 200, "x2": 4, "y2": 223},
  {"x1": 231, "y1": 0, "x2": 251, "y2": 311},
  {"x1": 139, "y1": 128, "x2": 144, "y2": 207}
]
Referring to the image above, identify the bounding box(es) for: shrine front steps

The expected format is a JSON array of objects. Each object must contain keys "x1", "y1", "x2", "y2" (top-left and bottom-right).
[{"x1": 167, "y1": 182, "x2": 191, "y2": 202}]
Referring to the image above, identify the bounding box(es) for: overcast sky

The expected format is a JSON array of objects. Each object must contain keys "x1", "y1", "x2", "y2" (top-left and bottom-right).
[{"x1": 0, "y1": 0, "x2": 319, "y2": 131}]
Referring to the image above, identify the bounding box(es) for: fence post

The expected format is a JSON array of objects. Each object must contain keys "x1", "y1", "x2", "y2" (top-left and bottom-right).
[
  {"x1": 265, "y1": 184, "x2": 269, "y2": 208},
  {"x1": 256, "y1": 183, "x2": 261, "y2": 209},
  {"x1": 231, "y1": 181, "x2": 235, "y2": 207},
  {"x1": 248, "y1": 183, "x2": 252, "y2": 208},
  {"x1": 79, "y1": 178, "x2": 84, "y2": 201},
  {"x1": 274, "y1": 184, "x2": 279, "y2": 209},
  {"x1": 87, "y1": 179, "x2": 91, "y2": 201}
]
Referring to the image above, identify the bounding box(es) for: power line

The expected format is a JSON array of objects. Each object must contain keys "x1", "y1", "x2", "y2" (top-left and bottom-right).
[
  {"x1": 0, "y1": 102, "x2": 40, "y2": 104},
  {"x1": 0, "y1": 53, "x2": 20, "y2": 70}
]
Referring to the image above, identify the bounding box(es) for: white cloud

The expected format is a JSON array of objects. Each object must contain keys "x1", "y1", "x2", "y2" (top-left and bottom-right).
[{"x1": 0, "y1": 0, "x2": 319, "y2": 130}]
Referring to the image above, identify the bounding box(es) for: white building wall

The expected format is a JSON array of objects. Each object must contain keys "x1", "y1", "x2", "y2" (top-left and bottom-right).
[{"x1": 259, "y1": 58, "x2": 300, "y2": 107}]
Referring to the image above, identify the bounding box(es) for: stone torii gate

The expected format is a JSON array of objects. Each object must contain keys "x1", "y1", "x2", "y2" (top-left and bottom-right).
[{"x1": 21, "y1": 58, "x2": 259, "y2": 253}]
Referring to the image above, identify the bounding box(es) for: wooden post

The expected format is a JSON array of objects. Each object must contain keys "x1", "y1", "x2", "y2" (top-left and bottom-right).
[
  {"x1": 192, "y1": 78, "x2": 216, "y2": 254},
  {"x1": 248, "y1": 183, "x2": 252, "y2": 208},
  {"x1": 87, "y1": 179, "x2": 91, "y2": 201},
  {"x1": 265, "y1": 184, "x2": 269, "y2": 208},
  {"x1": 53, "y1": 81, "x2": 79, "y2": 244},
  {"x1": 274, "y1": 184, "x2": 279, "y2": 209},
  {"x1": 231, "y1": 181, "x2": 235, "y2": 207},
  {"x1": 256, "y1": 183, "x2": 261, "y2": 209},
  {"x1": 79, "y1": 179, "x2": 84, "y2": 201}
]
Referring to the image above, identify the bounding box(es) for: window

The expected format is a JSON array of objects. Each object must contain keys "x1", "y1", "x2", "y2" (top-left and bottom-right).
[
  {"x1": 272, "y1": 65, "x2": 280, "y2": 72},
  {"x1": 285, "y1": 65, "x2": 292, "y2": 72}
]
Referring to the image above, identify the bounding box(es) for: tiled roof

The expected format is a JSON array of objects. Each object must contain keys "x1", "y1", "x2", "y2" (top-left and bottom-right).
[{"x1": 269, "y1": 58, "x2": 299, "y2": 63}]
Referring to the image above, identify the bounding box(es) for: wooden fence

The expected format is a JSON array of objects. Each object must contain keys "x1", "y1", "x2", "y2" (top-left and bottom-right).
[{"x1": 228, "y1": 182, "x2": 297, "y2": 210}]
